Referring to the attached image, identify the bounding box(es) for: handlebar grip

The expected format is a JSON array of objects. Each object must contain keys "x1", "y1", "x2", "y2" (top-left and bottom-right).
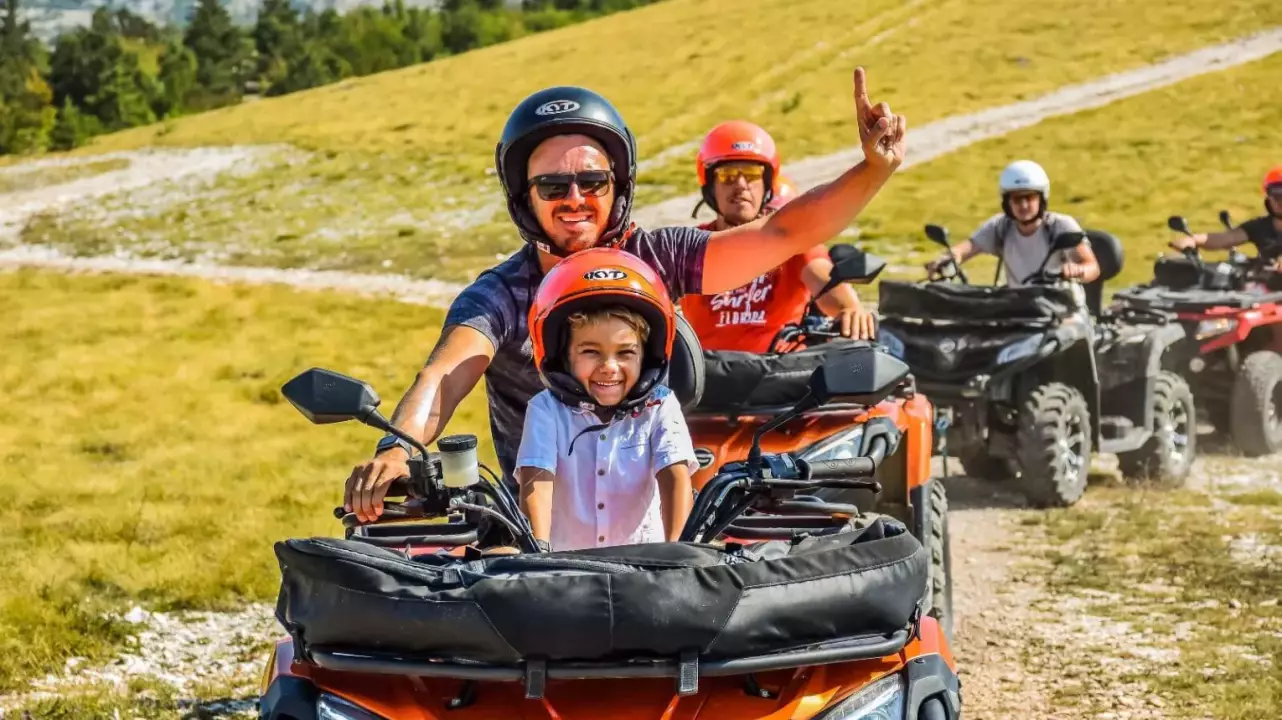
[{"x1": 800, "y1": 457, "x2": 876, "y2": 480}]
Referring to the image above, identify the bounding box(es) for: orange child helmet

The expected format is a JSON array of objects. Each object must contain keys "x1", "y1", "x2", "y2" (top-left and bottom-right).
[
  {"x1": 529, "y1": 248, "x2": 675, "y2": 413},
  {"x1": 695, "y1": 120, "x2": 781, "y2": 215},
  {"x1": 766, "y1": 172, "x2": 799, "y2": 212}
]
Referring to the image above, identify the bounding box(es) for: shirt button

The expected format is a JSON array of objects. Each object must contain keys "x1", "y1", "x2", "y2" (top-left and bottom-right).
[
  {"x1": 597, "y1": 469, "x2": 605, "y2": 476},
  {"x1": 599, "y1": 434, "x2": 607, "y2": 441},
  {"x1": 598, "y1": 503, "x2": 605, "y2": 510},
  {"x1": 598, "y1": 535, "x2": 605, "y2": 542}
]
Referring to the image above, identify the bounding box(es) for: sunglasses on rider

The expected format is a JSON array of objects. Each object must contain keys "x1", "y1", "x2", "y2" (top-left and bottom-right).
[
  {"x1": 529, "y1": 171, "x2": 613, "y2": 201},
  {"x1": 1268, "y1": 185, "x2": 1282, "y2": 199},
  {"x1": 712, "y1": 164, "x2": 766, "y2": 185}
]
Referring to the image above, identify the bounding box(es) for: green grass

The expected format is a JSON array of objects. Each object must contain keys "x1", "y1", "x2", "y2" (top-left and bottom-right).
[
  {"x1": 0, "y1": 269, "x2": 492, "y2": 693},
  {"x1": 17, "y1": 0, "x2": 1278, "y2": 281},
  {"x1": 1034, "y1": 488, "x2": 1282, "y2": 718},
  {"x1": 0, "y1": 158, "x2": 130, "y2": 195}
]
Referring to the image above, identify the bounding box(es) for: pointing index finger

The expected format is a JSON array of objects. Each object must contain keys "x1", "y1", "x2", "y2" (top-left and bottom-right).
[{"x1": 854, "y1": 67, "x2": 871, "y2": 116}]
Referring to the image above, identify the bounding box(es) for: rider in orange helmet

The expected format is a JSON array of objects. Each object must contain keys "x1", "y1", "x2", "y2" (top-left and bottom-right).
[
  {"x1": 679, "y1": 121, "x2": 877, "y2": 352},
  {"x1": 518, "y1": 248, "x2": 696, "y2": 552},
  {"x1": 1169, "y1": 164, "x2": 1282, "y2": 264}
]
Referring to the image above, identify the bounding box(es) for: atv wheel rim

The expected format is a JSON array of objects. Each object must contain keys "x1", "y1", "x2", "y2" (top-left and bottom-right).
[
  {"x1": 1060, "y1": 414, "x2": 1088, "y2": 476},
  {"x1": 1168, "y1": 399, "x2": 1192, "y2": 467}
]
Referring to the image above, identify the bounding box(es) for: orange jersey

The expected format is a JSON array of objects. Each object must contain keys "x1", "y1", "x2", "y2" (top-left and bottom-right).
[{"x1": 680, "y1": 223, "x2": 827, "y2": 352}]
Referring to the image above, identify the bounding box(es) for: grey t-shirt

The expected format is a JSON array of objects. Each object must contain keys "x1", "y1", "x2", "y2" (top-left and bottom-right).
[
  {"x1": 970, "y1": 211, "x2": 1086, "y2": 286},
  {"x1": 442, "y1": 226, "x2": 711, "y2": 488}
]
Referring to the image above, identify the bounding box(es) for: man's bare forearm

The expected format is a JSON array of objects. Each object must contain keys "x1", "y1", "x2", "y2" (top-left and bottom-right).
[{"x1": 704, "y1": 161, "x2": 895, "y2": 293}]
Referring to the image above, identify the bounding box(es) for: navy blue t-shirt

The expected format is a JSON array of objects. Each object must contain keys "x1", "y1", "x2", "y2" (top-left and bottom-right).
[{"x1": 443, "y1": 226, "x2": 710, "y2": 486}]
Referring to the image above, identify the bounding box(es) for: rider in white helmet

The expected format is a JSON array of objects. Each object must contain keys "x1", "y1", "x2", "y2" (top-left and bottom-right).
[{"x1": 926, "y1": 160, "x2": 1100, "y2": 286}]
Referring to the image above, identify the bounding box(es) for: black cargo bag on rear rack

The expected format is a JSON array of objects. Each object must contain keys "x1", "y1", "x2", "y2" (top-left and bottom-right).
[
  {"x1": 879, "y1": 280, "x2": 1079, "y2": 324},
  {"x1": 273, "y1": 516, "x2": 926, "y2": 666},
  {"x1": 694, "y1": 338, "x2": 868, "y2": 415}
]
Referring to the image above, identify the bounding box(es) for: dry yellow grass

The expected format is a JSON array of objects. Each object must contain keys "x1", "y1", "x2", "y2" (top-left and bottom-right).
[{"x1": 0, "y1": 270, "x2": 491, "y2": 692}]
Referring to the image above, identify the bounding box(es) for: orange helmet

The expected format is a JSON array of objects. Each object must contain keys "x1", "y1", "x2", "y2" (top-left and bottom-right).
[
  {"x1": 765, "y1": 172, "x2": 799, "y2": 212},
  {"x1": 529, "y1": 248, "x2": 675, "y2": 412},
  {"x1": 695, "y1": 120, "x2": 781, "y2": 215},
  {"x1": 1264, "y1": 165, "x2": 1282, "y2": 194}
]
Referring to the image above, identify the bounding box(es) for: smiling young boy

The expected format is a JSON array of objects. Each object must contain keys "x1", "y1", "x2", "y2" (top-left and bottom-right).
[{"x1": 516, "y1": 248, "x2": 697, "y2": 552}]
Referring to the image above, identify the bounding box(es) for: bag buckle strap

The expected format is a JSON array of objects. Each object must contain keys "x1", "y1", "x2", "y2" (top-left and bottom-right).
[{"x1": 676, "y1": 650, "x2": 700, "y2": 696}]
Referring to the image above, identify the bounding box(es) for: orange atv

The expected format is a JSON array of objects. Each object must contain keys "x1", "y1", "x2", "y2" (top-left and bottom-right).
[
  {"x1": 675, "y1": 245, "x2": 953, "y2": 639},
  {"x1": 258, "y1": 344, "x2": 961, "y2": 720}
]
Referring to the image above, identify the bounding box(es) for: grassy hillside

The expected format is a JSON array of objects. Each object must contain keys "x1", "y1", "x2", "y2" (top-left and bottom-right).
[
  {"x1": 0, "y1": 270, "x2": 491, "y2": 692},
  {"x1": 21, "y1": 0, "x2": 1278, "y2": 282}
]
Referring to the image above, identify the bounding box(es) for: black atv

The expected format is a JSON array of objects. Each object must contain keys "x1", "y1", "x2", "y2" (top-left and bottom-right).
[
  {"x1": 1111, "y1": 213, "x2": 1282, "y2": 456},
  {"x1": 875, "y1": 224, "x2": 1194, "y2": 507}
]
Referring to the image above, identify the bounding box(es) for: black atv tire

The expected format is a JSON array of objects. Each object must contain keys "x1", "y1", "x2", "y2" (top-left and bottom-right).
[
  {"x1": 1117, "y1": 371, "x2": 1196, "y2": 486},
  {"x1": 956, "y1": 447, "x2": 1013, "y2": 482},
  {"x1": 1230, "y1": 350, "x2": 1282, "y2": 457},
  {"x1": 925, "y1": 480, "x2": 954, "y2": 642},
  {"x1": 1015, "y1": 382, "x2": 1091, "y2": 507}
]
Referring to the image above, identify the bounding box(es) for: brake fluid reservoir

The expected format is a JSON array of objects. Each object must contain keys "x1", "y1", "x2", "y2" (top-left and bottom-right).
[{"x1": 438, "y1": 435, "x2": 480, "y2": 489}]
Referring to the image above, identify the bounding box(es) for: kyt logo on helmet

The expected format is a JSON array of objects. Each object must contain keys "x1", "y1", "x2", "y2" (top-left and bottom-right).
[
  {"x1": 583, "y1": 268, "x2": 629, "y2": 281},
  {"x1": 535, "y1": 100, "x2": 582, "y2": 116}
]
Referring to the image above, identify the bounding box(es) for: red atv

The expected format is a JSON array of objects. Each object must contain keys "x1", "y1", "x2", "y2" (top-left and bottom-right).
[
  {"x1": 672, "y1": 246, "x2": 954, "y2": 639},
  {"x1": 259, "y1": 350, "x2": 961, "y2": 720},
  {"x1": 1112, "y1": 213, "x2": 1282, "y2": 455}
]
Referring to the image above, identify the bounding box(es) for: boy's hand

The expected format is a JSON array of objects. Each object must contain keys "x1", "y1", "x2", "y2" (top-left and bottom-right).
[{"x1": 344, "y1": 448, "x2": 410, "y2": 523}]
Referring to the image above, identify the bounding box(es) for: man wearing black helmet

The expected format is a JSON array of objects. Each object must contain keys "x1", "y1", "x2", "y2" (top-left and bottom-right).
[{"x1": 344, "y1": 68, "x2": 907, "y2": 522}]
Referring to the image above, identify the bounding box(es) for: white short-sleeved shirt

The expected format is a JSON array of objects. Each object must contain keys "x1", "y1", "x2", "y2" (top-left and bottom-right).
[
  {"x1": 515, "y1": 385, "x2": 698, "y2": 552},
  {"x1": 970, "y1": 211, "x2": 1087, "y2": 287}
]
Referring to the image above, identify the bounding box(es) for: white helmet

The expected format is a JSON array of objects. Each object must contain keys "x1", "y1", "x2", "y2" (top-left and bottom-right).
[
  {"x1": 999, "y1": 160, "x2": 1050, "y2": 198},
  {"x1": 999, "y1": 160, "x2": 1050, "y2": 219}
]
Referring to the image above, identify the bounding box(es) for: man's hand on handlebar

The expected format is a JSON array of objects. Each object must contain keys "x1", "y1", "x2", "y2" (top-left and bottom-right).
[
  {"x1": 924, "y1": 254, "x2": 951, "y2": 275},
  {"x1": 1060, "y1": 261, "x2": 1087, "y2": 280},
  {"x1": 1169, "y1": 234, "x2": 1205, "y2": 252},
  {"x1": 345, "y1": 448, "x2": 411, "y2": 523},
  {"x1": 837, "y1": 307, "x2": 879, "y2": 340}
]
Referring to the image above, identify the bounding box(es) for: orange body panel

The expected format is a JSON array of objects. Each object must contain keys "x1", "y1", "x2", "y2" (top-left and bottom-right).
[
  {"x1": 265, "y1": 619, "x2": 954, "y2": 720},
  {"x1": 687, "y1": 393, "x2": 935, "y2": 492}
]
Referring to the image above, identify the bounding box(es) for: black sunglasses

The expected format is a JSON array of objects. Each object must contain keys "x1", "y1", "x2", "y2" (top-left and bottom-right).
[{"x1": 528, "y1": 171, "x2": 613, "y2": 201}]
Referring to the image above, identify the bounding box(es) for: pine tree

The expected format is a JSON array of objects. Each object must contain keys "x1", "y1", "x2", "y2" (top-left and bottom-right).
[
  {"x1": 0, "y1": 0, "x2": 55, "y2": 155},
  {"x1": 183, "y1": 0, "x2": 250, "y2": 105}
]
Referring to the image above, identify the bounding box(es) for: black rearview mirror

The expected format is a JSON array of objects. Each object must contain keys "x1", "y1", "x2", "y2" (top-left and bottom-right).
[
  {"x1": 828, "y1": 243, "x2": 859, "y2": 264},
  {"x1": 1219, "y1": 210, "x2": 1233, "y2": 231},
  {"x1": 924, "y1": 224, "x2": 950, "y2": 248},
  {"x1": 1167, "y1": 215, "x2": 1191, "y2": 236},
  {"x1": 282, "y1": 368, "x2": 385, "y2": 426},
  {"x1": 828, "y1": 248, "x2": 886, "y2": 285},
  {"x1": 807, "y1": 344, "x2": 910, "y2": 407}
]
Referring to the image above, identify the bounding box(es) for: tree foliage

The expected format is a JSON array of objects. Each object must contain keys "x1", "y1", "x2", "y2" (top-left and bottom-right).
[{"x1": 0, "y1": 0, "x2": 663, "y2": 156}]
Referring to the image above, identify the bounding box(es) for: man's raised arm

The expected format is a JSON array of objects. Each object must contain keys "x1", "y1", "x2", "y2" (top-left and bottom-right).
[{"x1": 702, "y1": 67, "x2": 907, "y2": 294}]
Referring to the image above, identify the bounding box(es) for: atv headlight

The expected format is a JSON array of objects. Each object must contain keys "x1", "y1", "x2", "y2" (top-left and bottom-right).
[
  {"x1": 996, "y1": 334, "x2": 1044, "y2": 364},
  {"x1": 1195, "y1": 318, "x2": 1237, "y2": 340},
  {"x1": 317, "y1": 693, "x2": 386, "y2": 720},
  {"x1": 799, "y1": 425, "x2": 867, "y2": 463},
  {"x1": 878, "y1": 328, "x2": 905, "y2": 359},
  {"x1": 815, "y1": 672, "x2": 905, "y2": 719}
]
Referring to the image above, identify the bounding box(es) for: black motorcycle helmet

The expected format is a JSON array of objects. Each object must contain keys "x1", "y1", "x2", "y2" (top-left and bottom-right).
[{"x1": 495, "y1": 86, "x2": 638, "y2": 258}]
